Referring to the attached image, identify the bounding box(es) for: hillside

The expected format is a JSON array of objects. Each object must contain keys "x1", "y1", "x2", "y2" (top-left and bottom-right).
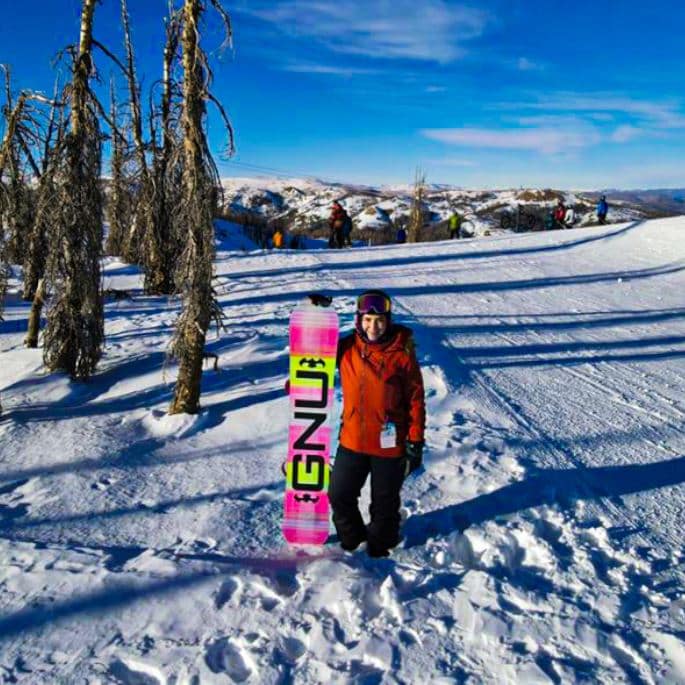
[{"x1": 219, "y1": 177, "x2": 684, "y2": 242}]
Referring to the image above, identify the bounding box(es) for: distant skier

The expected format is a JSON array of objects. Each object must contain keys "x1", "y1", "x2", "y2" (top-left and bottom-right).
[
  {"x1": 328, "y1": 200, "x2": 348, "y2": 249},
  {"x1": 329, "y1": 290, "x2": 425, "y2": 558},
  {"x1": 597, "y1": 195, "x2": 609, "y2": 224},
  {"x1": 396, "y1": 226, "x2": 407, "y2": 244},
  {"x1": 343, "y1": 213, "x2": 353, "y2": 247},
  {"x1": 554, "y1": 199, "x2": 566, "y2": 228},
  {"x1": 448, "y1": 211, "x2": 462, "y2": 239},
  {"x1": 563, "y1": 205, "x2": 576, "y2": 228},
  {"x1": 544, "y1": 211, "x2": 556, "y2": 231},
  {"x1": 272, "y1": 227, "x2": 284, "y2": 249}
]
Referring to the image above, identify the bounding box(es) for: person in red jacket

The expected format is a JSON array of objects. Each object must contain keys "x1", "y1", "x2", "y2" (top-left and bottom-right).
[
  {"x1": 554, "y1": 199, "x2": 566, "y2": 228},
  {"x1": 329, "y1": 289, "x2": 425, "y2": 557},
  {"x1": 328, "y1": 201, "x2": 347, "y2": 249}
]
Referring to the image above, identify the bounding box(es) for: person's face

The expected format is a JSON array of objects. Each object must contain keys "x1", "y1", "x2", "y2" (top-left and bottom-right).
[{"x1": 361, "y1": 313, "x2": 388, "y2": 341}]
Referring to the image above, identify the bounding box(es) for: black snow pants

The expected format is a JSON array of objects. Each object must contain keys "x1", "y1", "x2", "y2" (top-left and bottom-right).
[{"x1": 329, "y1": 445, "x2": 406, "y2": 555}]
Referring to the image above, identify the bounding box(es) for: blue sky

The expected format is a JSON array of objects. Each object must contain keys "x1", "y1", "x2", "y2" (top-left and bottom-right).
[{"x1": 1, "y1": 0, "x2": 684, "y2": 188}]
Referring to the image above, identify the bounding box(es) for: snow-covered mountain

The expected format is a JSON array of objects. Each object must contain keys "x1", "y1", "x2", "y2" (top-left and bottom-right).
[
  {"x1": 219, "y1": 176, "x2": 682, "y2": 240},
  {"x1": 1, "y1": 217, "x2": 684, "y2": 682}
]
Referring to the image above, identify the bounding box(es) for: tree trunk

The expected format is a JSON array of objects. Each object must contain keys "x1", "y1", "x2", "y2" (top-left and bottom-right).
[
  {"x1": 408, "y1": 168, "x2": 425, "y2": 243},
  {"x1": 22, "y1": 97, "x2": 60, "y2": 301},
  {"x1": 168, "y1": 0, "x2": 214, "y2": 414},
  {"x1": 143, "y1": 9, "x2": 180, "y2": 295},
  {"x1": 22, "y1": 175, "x2": 49, "y2": 300},
  {"x1": 104, "y1": 82, "x2": 129, "y2": 257},
  {"x1": 43, "y1": 0, "x2": 104, "y2": 380},
  {"x1": 25, "y1": 277, "x2": 45, "y2": 348},
  {"x1": 72, "y1": 0, "x2": 96, "y2": 137}
]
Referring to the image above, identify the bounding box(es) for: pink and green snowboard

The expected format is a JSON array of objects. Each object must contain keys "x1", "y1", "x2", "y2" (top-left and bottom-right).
[{"x1": 283, "y1": 296, "x2": 339, "y2": 545}]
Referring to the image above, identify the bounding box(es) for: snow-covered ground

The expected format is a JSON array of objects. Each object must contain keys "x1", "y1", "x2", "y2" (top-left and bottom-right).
[{"x1": 1, "y1": 217, "x2": 684, "y2": 683}]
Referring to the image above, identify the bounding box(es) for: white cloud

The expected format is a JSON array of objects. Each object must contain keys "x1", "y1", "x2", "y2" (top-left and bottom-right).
[
  {"x1": 243, "y1": 1, "x2": 490, "y2": 64},
  {"x1": 516, "y1": 57, "x2": 544, "y2": 71},
  {"x1": 282, "y1": 62, "x2": 378, "y2": 76},
  {"x1": 421, "y1": 125, "x2": 600, "y2": 154},
  {"x1": 505, "y1": 92, "x2": 685, "y2": 130},
  {"x1": 427, "y1": 157, "x2": 477, "y2": 167},
  {"x1": 611, "y1": 125, "x2": 642, "y2": 143},
  {"x1": 588, "y1": 113, "x2": 615, "y2": 122},
  {"x1": 484, "y1": 92, "x2": 685, "y2": 149}
]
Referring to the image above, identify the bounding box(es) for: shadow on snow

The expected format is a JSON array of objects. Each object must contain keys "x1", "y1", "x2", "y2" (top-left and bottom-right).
[{"x1": 403, "y1": 455, "x2": 685, "y2": 548}]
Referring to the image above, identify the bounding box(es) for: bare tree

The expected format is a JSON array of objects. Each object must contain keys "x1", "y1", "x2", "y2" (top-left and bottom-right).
[
  {"x1": 407, "y1": 167, "x2": 426, "y2": 243},
  {"x1": 42, "y1": 0, "x2": 104, "y2": 379},
  {"x1": 24, "y1": 108, "x2": 64, "y2": 348},
  {"x1": 104, "y1": 79, "x2": 131, "y2": 257},
  {"x1": 0, "y1": 83, "x2": 19, "y2": 324},
  {"x1": 114, "y1": 0, "x2": 152, "y2": 267},
  {"x1": 0, "y1": 68, "x2": 36, "y2": 268},
  {"x1": 168, "y1": 0, "x2": 234, "y2": 414},
  {"x1": 142, "y1": 6, "x2": 183, "y2": 294},
  {"x1": 22, "y1": 80, "x2": 64, "y2": 304}
]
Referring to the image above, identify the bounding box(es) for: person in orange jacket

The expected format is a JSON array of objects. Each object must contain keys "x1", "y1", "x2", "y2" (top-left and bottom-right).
[
  {"x1": 329, "y1": 289, "x2": 425, "y2": 557},
  {"x1": 272, "y1": 227, "x2": 284, "y2": 248}
]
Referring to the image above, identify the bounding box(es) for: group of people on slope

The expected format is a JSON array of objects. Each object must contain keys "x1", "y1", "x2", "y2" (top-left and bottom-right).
[
  {"x1": 544, "y1": 195, "x2": 610, "y2": 230},
  {"x1": 545, "y1": 199, "x2": 577, "y2": 230},
  {"x1": 273, "y1": 194, "x2": 611, "y2": 250}
]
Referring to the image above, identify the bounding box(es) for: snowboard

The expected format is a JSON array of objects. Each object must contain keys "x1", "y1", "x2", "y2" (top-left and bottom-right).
[{"x1": 283, "y1": 294, "x2": 339, "y2": 545}]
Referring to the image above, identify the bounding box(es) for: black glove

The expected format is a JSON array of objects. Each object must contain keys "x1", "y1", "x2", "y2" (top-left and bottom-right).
[
  {"x1": 404, "y1": 441, "x2": 424, "y2": 477},
  {"x1": 308, "y1": 293, "x2": 333, "y2": 307}
]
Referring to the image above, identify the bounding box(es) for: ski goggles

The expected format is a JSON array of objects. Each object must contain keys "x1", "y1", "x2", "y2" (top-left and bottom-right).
[{"x1": 356, "y1": 292, "x2": 391, "y2": 315}]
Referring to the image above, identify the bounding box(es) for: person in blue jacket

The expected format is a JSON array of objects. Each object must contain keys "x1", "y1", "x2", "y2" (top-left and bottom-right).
[{"x1": 597, "y1": 195, "x2": 609, "y2": 224}]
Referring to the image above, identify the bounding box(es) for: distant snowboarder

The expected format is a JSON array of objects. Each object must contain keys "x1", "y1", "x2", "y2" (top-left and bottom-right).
[
  {"x1": 449, "y1": 212, "x2": 462, "y2": 239},
  {"x1": 597, "y1": 195, "x2": 609, "y2": 224},
  {"x1": 554, "y1": 199, "x2": 566, "y2": 228},
  {"x1": 544, "y1": 211, "x2": 556, "y2": 231},
  {"x1": 343, "y1": 213, "x2": 353, "y2": 247},
  {"x1": 328, "y1": 200, "x2": 348, "y2": 249},
  {"x1": 272, "y1": 227, "x2": 284, "y2": 248},
  {"x1": 563, "y1": 205, "x2": 576, "y2": 228}
]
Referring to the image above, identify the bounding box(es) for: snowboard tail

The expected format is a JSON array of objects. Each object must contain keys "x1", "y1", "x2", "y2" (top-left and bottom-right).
[{"x1": 283, "y1": 300, "x2": 339, "y2": 545}]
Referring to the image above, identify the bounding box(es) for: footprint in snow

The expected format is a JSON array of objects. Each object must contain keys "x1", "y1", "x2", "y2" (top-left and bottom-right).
[
  {"x1": 215, "y1": 576, "x2": 241, "y2": 610},
  {"x1": 0, "y1": 501, "x2": 29, "y2": 523},
  {"x1": 0, "y1": 478, "x2": 30, "y2": 496},
  {"x1": 91, "y1": 476, "x2": 115, "y2": 491},
  {"x1": 268, "y1": 568, "x2": 300, "y2": 598},
  {"x1": 277, "y1": 635, "x2": 307, "y2": 664},
  {"x1": 108, "y1": 657, "x2": 163, "y2": 685},
  {"x1": 204, "y1": 637, "x2": 255, "y2": 682},
  {"x1": 0, "y1": 478, "x2": 32, "y2": 522}
]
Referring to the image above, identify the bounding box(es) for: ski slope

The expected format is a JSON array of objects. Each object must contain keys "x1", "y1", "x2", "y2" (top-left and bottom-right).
[{"x1": 0, "y1": 217, "x2": 684, "y2": 683}]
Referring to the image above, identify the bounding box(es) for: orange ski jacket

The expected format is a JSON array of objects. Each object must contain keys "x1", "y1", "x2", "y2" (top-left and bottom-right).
[{"x1": 337, "y1": 325, "x2": 425, "y2": 458}]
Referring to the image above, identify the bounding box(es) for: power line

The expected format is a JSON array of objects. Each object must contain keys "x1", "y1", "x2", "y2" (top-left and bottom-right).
[{"x1": 219, "y1": 159, "x2": 360, "y2": 188}]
